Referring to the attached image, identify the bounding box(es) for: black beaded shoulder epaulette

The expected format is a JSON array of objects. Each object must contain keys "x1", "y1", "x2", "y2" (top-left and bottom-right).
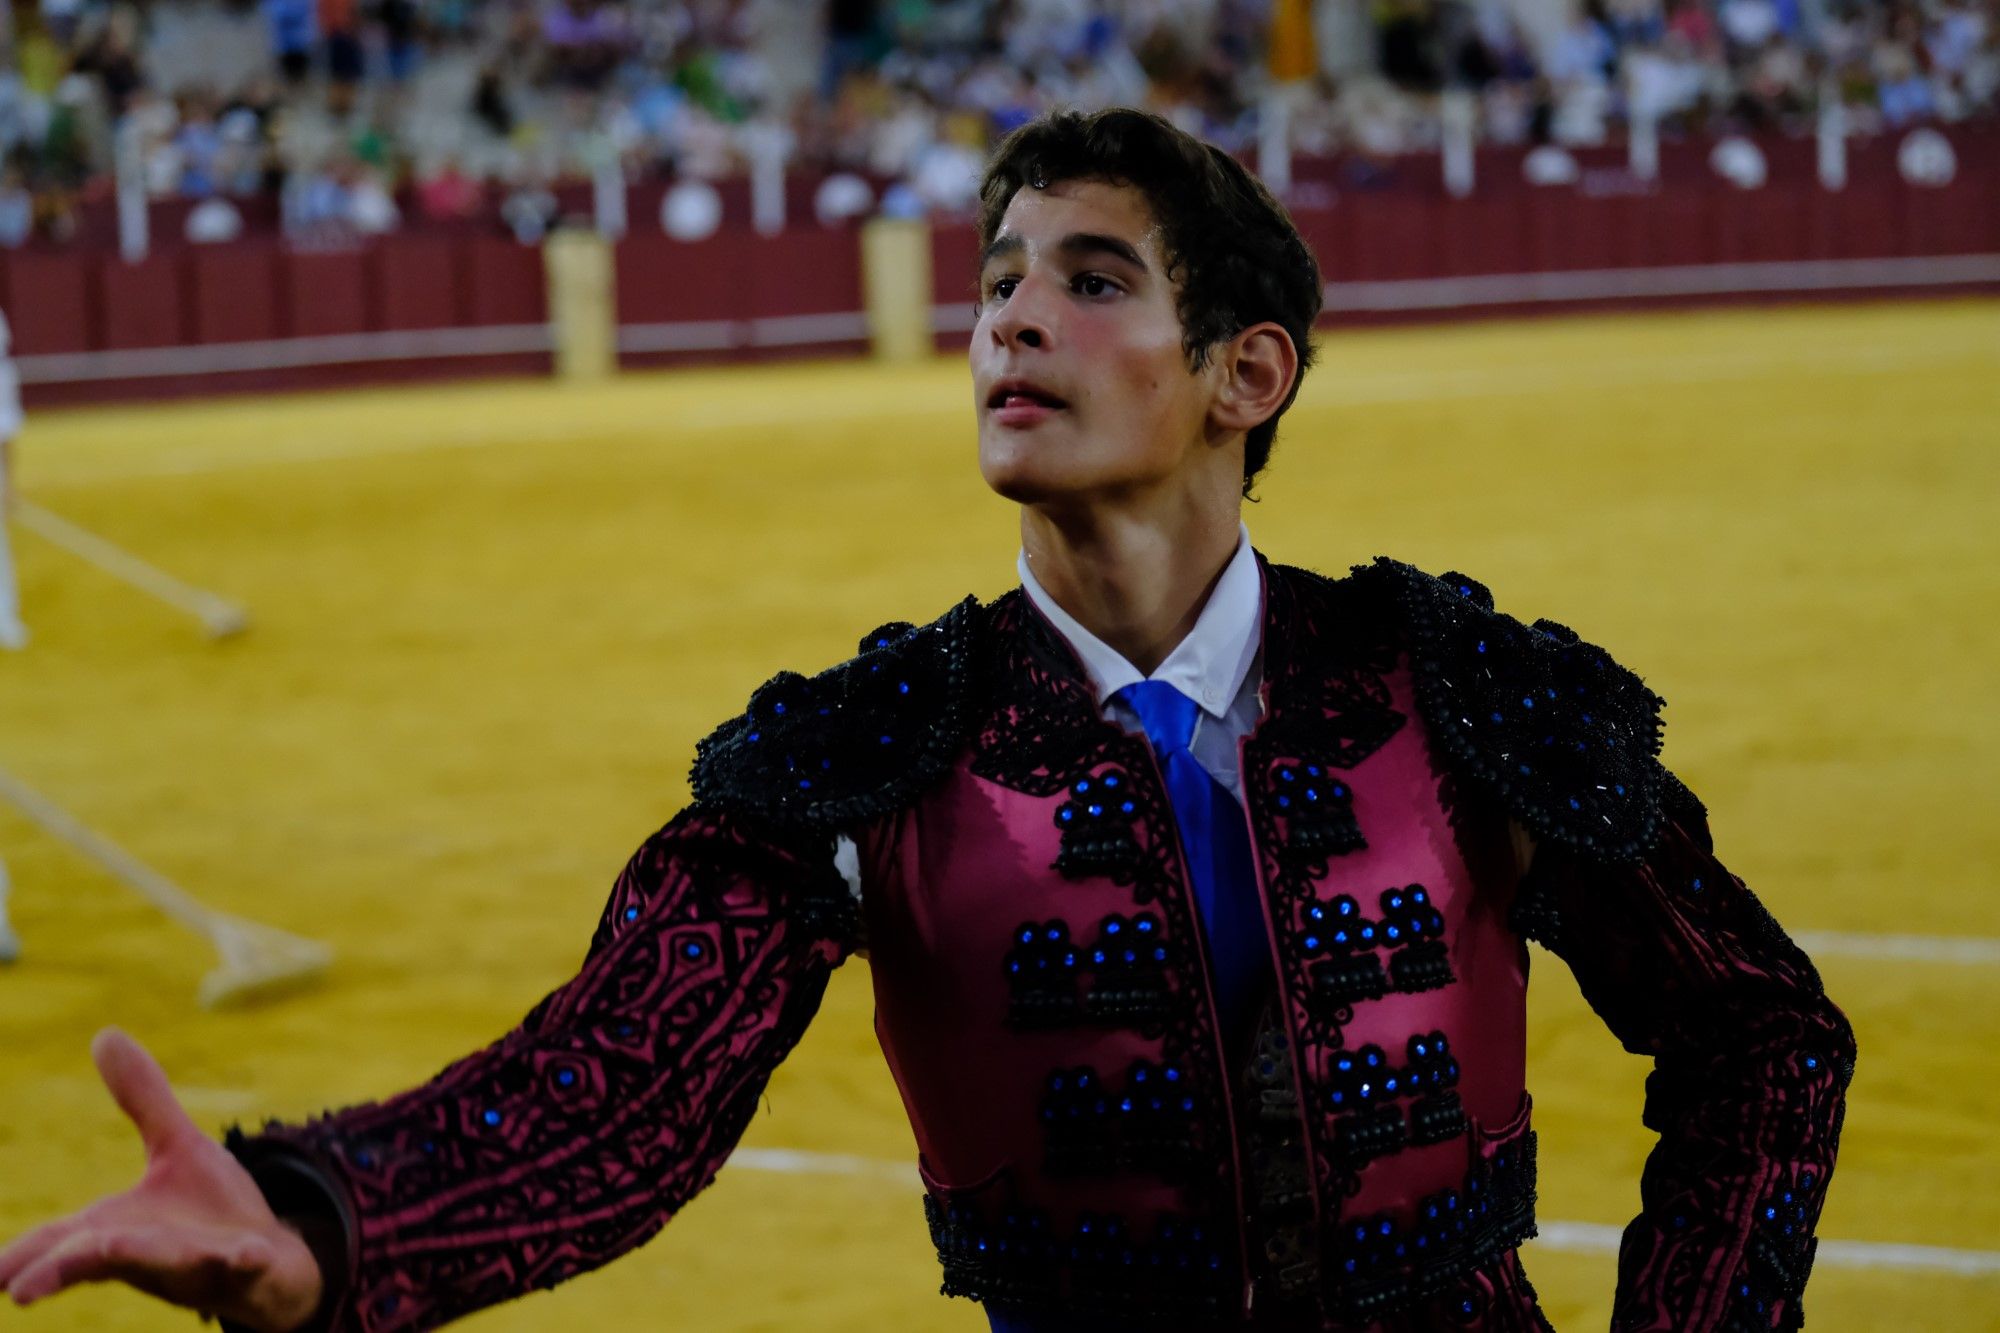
[
  {"x1": 689, "y1": 596, "x2": 985, "y2": 832},
  {"x1": 1364, "y1": 557, "x2": 1669, "y2": 863}
]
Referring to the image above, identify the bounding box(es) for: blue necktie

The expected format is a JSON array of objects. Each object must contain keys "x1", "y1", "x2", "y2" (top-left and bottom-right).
[{"x1": 1112, "y1": 680, "x2": 1269, "y2": 1050}]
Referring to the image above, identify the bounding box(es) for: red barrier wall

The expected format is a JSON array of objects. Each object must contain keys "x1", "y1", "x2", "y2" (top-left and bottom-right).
[
  {"x1": 101, "y1": 255, "x2": 188, "y2": 349},
  {"x1": 614, "y1": 221, "x2": 866, "y2": 368},
  {"x1": 7, "y1": 251, "x2": 95, "y2": 355},
  {"x1": 5, "y1": 124, "x2": 1992, "y2": 405},
  {"x1": 8, "y1": 228, "x2": 552, "y2": 406},
  {"x1": 376, "y1": 234, "x2": 464, "y2": 331},
  {"x1": 464, "y1": 236, "x2": 546, "y2": 326}
]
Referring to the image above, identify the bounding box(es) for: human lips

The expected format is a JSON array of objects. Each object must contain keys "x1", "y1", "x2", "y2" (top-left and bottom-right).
[{"x1": 985, "y1": 378, "x2": 1070, "y2": 426}]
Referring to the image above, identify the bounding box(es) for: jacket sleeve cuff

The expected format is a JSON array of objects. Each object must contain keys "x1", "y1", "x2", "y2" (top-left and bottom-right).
[{"x1": 219, "y1": 1131, "x2": 358, "y2": 1333}]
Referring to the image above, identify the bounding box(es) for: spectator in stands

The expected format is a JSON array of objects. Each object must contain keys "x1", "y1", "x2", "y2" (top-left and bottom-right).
[
  {"x1": 0, "y1": 57, "x2": 46, "y2": 169},
  {"x1": 541, "y1": 0, "x2": 631, "y2": 93},
  {"x1": 471, "y1": 60, "x2": 518, "y2": 139},
  {"x1": 31, "y1": 75, "x2": 97, "y2": 239},
  {"x1": 1549, "y1": 2, "x2": 1620, "y2": 84},
  {"x1": 1876, "y1": 11, "x2": 1938, "y2": 125},
  {"x1": 1665, "y1": 0, "x2": 1724, "y2": 59},
  {"x1": 1718, "y1": 0, "x2": 1784, "y2": 53},
  {"x1": 38, "y1": 0, "x2": 88, "y2": 48},
  {"x1": 1605, "y1": 0, "x2": 1668, "y2": 50},
  {"x1": 323, "y1": 0, "x2": 367, "y2": 116},
  {"x1": 375, "y1": 0, "x2": 425, "y2": 84},
  {"x1": 824, "y1": 0, "x2": 885, "y2": 98},
  {"x1": 217, "y1": 80, "x2": 283, "y2": 196},
  {"x1": 1732, "y1": 29, "x2": 1811, "y2": 130},
  {"x1": 415, "y1": 154, "x2": 484, "y2": 222},
  {"x1": 173, "y1": 87, "x2": 225, "y2": 197},
  {"x1": 903, "y1": 107, "x2": 983, "y2": 214},
  {"x1": 16, "y1": 0, "x2": 2000, "y2": 241},
  {"x1": 1625, "y1": 29, "x2": 1712, "y2": 130},
  {"x1": 115, "y1": 85, "x2": 175, "y2": 196},
  {"x1": 499, "y1": 162, "x2": 560, "y2": 242},
  {"x1": 0, "y1": 157, "x2": 32, "y2": 248},
  {"x1": 346, "y1": 160, "x2": 400, "y2": 233},
  {"x1": 1544, "y1": 3, "x2": 1617, "y2": 141},
  {"x1": 68, "y1": 6, "x2": 146, "y2": 119},
  {"x1": 286, "y1": 156, "x2": 354, "y2": 235},
  {"x1": 1377, "y1": 0, "x2": 1443, "y2": 92},
  {"x1": 263, "y1": 0, "x2": 318, "y2": 85}
]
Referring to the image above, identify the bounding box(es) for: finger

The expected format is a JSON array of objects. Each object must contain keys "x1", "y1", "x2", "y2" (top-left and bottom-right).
[
  {"x1": 91, "y1": 1027, "x2": 201, "y2": 1161},
  {"x1": 0, "y1": 1215, "x2": 86, "y2": 1292},
  {"x1": 6, "y1": 1222, "x2": 258, "y2": 1307},
  {"x1": 8, "y1": 1228, "x2": 139, "y2": 1305}
]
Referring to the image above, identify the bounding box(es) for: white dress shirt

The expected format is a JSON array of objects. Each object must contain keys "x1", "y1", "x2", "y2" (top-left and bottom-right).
[{"x1": 1018, "y1": 524, "x2": 1266, "y2": 799}]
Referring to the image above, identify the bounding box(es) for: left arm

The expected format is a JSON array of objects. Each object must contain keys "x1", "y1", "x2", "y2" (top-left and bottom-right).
[{"x1": 1513, "y1": 779, "x2": 1856, "y2": 1333}]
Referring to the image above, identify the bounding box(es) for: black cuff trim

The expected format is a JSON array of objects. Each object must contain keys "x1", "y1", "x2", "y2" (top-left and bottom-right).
[{"x1": 220, "y1": 1131, "x2": 357, "y2": 1333}]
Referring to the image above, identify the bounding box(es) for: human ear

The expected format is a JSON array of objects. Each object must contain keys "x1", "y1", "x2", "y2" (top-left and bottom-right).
[{"x1": 1208, "y1": 323, "x2": 1298, "y2": 438}]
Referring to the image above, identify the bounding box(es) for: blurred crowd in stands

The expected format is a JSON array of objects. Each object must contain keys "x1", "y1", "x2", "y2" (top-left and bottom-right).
[{"x1": 0, "y1": 0, "x2": 1994, "y2": 247}]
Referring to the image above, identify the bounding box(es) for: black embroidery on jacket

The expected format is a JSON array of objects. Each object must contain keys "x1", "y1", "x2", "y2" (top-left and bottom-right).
[
  {"x1": 968, "y1": 591, "x2": 1114, "y2": 796},
  {"x1": 1052, "y1": 768, "x2": 1146, "y2": 882},
  {"x1": 1722, "y1": 1166, "x2": 1823, "y2": 1332},
  {"x1": 926, "y1": 1195, "x2": 1234, "y2": 1320},
  {"x1": 1040, "y1": 1059, "x2": 1201, "y2": 1180},
  {"x1": 1004, "y1": 920, "x2": 1082, "y2": 1030},
  {"x1": 971, "y1": 594, "x2": 1244, "y2": 1256},
  {"x1": 1238, "y1": 564, "x2": 1416, "y2": 1218},
  {"x1": 1374, "y1": 558, "x2": 1669, "y2": 864},
  {"x1": 1270, "y1": 763, "x2": 1367, "y2": 862},
  {"x1": 225, "y1": 810, "x2": 849, "y2": 1333},
  {"x1": 1082, "y1": 913, "x2": 1176, "y2": 1030},
  {"x1": 1003, "y1": 913, "x2": 1177, "y2": 1035},
  {"x1": 688, "y1": 596, "x2": 983, "y2": 831},
  {"x1": 1326, "y1": 1131, "x2": 1540, "y2": 1323}
]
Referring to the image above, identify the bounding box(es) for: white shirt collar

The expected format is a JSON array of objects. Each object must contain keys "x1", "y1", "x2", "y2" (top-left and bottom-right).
[{"x1": 1017, "y1": 524, "x2": 1263, "y2": 719}]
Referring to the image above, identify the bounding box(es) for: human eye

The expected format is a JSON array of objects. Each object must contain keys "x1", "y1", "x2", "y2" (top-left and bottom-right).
[
  {"x1": 983, "y1": 274, "x2": 1019, "y2": 302},
  {"x1": 1071, "y1": 272, "x2": 1123, "y2": 299}
]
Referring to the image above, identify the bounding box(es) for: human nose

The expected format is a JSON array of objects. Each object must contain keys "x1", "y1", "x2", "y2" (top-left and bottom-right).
[{"x1": 987, "y1": 272, "x2": 1056, "y2": 352}]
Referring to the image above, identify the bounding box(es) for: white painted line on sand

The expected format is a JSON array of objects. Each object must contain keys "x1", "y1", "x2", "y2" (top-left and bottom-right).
[
  {"x1": 1536, "y1": 1221, "x2": 2000, "y2": 1277},
  {"x1": 1796, "y1": 930, "x2": 2000, "y2": 966},
  {"x1": 728, "y1": 1149, "x2": 2000, "y2": 1278},
  {"x1": 730, "y1": 1147, "x2": 915, "y2": 1186}
]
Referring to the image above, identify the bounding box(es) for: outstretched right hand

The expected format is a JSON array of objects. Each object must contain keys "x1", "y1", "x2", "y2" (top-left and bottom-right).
[{"x1": 0, "y1": 1028, "x2": 325, "y2": 1332}]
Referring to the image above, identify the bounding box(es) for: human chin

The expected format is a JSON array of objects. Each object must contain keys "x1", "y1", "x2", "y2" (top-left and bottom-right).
[{"x1": 977, "y1": 419, "x2": 1101, "y2": 504}]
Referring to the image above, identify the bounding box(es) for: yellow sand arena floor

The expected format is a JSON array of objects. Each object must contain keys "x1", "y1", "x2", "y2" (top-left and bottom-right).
[{"x1": 2, "y1": 299, "x2": 1997, "y2": 1331}]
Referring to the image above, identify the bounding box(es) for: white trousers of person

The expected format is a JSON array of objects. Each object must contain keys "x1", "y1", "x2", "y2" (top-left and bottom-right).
[
  {"x1": 0, "y1": 855, "x2": 17, "y2": 963},
  {"x1": 0, "y1": 458, "x2": 20, "y2": 951},
  {"x1": 0, "y1": 306, "x2": 24, "y2": 652},
  {"x1": 0, "y1": 485, "x2": 24, "y2": 652}
]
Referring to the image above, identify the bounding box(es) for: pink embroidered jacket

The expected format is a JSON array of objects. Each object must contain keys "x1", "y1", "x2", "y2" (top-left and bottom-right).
[{"x1": 228, "y1": 558, "x2": 1854, "y2": 1333}]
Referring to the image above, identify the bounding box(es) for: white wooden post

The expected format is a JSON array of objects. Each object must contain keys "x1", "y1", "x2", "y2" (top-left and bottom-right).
[
  {"x1": 1259, "y1": 87, "x2": 1294, "y2": 196},
  {"x1": 115, "y1": 117, "x2": 149, "y2": 262},
  {"x1": 591, "y1": 137, "x2": 627, "y2": 240},
  {"x1": 744, "y1": 120, "x2": 791, "y2": 236},
  {"x1": 1442, "y1": 89, "x2": 1476, "y2": 198},
  {"x1": 1630, "y1": 105, "x2": 1659, "y2": 182},
  {"x1": 1817, "y1": 81, "x2": 1847, "y2": 191}
]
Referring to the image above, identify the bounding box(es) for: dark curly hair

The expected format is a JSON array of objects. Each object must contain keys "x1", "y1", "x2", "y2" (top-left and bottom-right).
[{"x1": 976, "y1": 108, "x2": 1323, "y2": 495}]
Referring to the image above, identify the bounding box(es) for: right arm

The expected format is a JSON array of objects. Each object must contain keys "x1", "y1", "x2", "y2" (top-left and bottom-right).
[
  {"x1": 238, "y1": 806, "x2": 859, "y2": 1332},
  {"x1": 2, "y1": 806, "x2": 857, "y2": 1332}
]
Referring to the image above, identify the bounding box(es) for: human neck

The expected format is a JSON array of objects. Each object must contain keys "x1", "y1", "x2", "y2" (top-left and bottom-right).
[{"x1": 1020, "y1": 490, "x2": 1243, "y2": 677}]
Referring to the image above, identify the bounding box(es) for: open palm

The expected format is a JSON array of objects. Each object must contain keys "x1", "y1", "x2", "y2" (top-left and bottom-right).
[{"x1": 0, "y1": 1028, "x2": 323, "y2": 1331}]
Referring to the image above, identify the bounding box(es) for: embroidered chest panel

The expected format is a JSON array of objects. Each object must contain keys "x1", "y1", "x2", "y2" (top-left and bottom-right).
[{"x1": 870, "y1": 573, "x2": 1539, "y2": 1322}]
